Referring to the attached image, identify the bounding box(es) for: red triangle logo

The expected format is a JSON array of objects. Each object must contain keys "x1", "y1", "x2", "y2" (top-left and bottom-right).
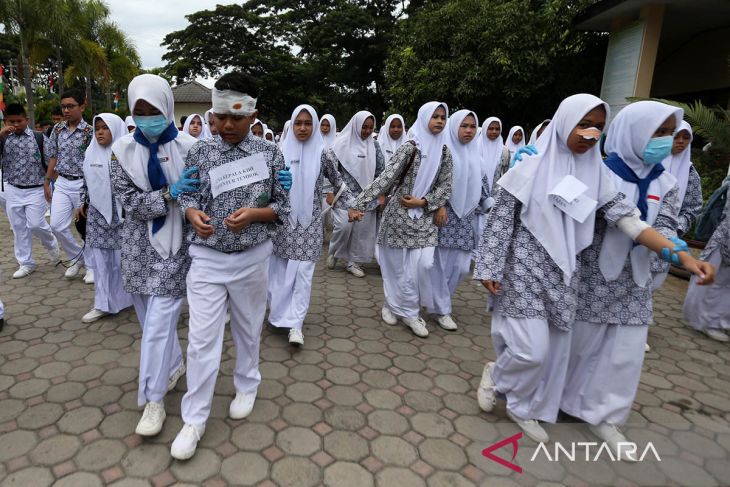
[{"x1": 481, "y1": 432, "x2": 523, "y2": 473}]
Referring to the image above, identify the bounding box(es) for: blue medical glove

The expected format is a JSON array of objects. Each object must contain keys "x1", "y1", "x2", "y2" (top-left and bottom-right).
[
  {"x1": 277, "y1": 167, "x2": 292, "y2": 191},
  {"x1": 660, "y1": 236, "x2": 689, "y2": 265},
  {"x1": 169, "y1": 166, "x2": 200, "y2": 200},
  {"x1": 510, "y1": 144, "x2": 539, "y2": 168}
]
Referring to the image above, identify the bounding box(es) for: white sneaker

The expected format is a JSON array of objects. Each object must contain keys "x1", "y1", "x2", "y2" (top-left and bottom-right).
[
  {"x1": 381, "y1": 307, "x2": 398, "y2": 326},
  {"x1": 168, "y1": 362, "x2": 186, "y2": 392},
  {"x1": 326, "y1": 254, "x2": 337, "y2": 269},
  {"x1": 135, "y1": 401, "x2": 166, "y2": 436},
  {"x1": 506, "y1": 410, "x2": 549, "y2": 443},
  {"x1": 82, "y1": 308, "x2": 110, "y2": 323},
  {"x1": 288, "y1": 328, "x2": 304, "y2": 346},
  {"x1": 12, "y1": 265, "x2": 35, "y2": 279},
  {"x1": 589, "y1": 422, "x2": 637, "y2": 462},
  {"x1": 229, "y1": 390, "x2": 257, "y2": 420},
  {"x1": 402, "y1": 316, "x2": 429, "y2": 338},
  {"x1": 435, "y1": 314, "x2": 458, "y2": 331},
  {"x1": 64, "y1": 262, "x2": 82, "y2": 278},
  {"x1": 171, "y1": 423, "x2": 206, "y2": 460},
  {"x1": 345, "y1": 262, "x2": 365, "y2": 278},
  {"x1": 83, "y1": 268, "x2": 95, "y2": 284},
  {"x1": 47, "y1": 244, "x2": 61, "y2": 264},
  {"x1": 477, "y1": 362, "x2": 496, "y2": 412},
  {"x1": 644, "y1": 342, "x2": 651, "y2": 352},
  {"x1": 704, "y1": 329, "x2": 730, "y2": 342}
]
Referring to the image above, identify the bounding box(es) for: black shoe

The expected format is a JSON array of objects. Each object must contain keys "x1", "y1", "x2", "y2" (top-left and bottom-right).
[{"x1": 0, "y1": 318, "x2": 4, "y2": 333}]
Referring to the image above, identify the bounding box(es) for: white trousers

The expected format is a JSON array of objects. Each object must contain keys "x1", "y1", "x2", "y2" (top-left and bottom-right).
[
  {"x1": 182, "y1": 241, "x2": 272, "y2": 425},
  {"x1": 49, "y1": 176, "x2": 86, "y2": 265},
  {"x1": 491, "y1": 313, "x2": 572, "y2": 423},
  {"x1": 423, "y1": 247, "x2": 471, "y2": 316},
  {"x1": 131, "y1": 294, "x2": 184, "y2": 406},
  {"x1": 268, "y1": 255, "x2": 316, "y2": 330},
  {"x1": 378, "y1": 244, "x2": 434, "y2": 319},
  {"x1": 330, "y1": 208, "x2": 377, "y2": 263},
  {"x1": 5, "y1": 184, "x2": 57, "y2": 267},
  {"x1": 561, "y1": 322, "x2": 647, "y2": 425},
  {"x1": 90, "y1": 247, "x2": 133, "y2": 314}
]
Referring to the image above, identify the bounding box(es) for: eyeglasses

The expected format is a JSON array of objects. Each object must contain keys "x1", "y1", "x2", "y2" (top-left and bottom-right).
[{"x1": 60, "y1": 104, "x2": 79, "y2": 110}]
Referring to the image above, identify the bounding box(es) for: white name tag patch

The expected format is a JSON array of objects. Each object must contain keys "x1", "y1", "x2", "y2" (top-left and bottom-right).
[
  {"x1": 548, "y1": 175, "x2": 597, "y2": 224},
  {"x1": 209, "y1": 153, "x2": 269, "y2": 199}
]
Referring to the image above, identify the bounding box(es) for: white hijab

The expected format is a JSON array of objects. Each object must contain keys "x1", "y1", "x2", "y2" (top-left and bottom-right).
[
  {"x1": 408, "y1": 101, "x2": 449, "y2": 219},
  {"x1": 478, "y1": 116, "x2": 505, "y2": 188},
  {"x1": 378, "y1": 114, "x2": 406, "y2": 160},
  {"x1": 182, "y1": 113, "x2": 212, "y2": 140},
  {"x1": 528, "y1": 119, "x2": 551, "y2": 145},
  {"x1": 282, "y1": 105, "x2": 324, "y2": 228},
  {"x1": 124, "y1": 116, "x2": 136, "y2": 130},
  {"x1": 498, "y1": 94, "x2": 617, "y2": 284},
  {"x1": 83, "y1": 113, "x2": 127, "y2": 224},
  {"x1": 446, "y1": 110, "x2": 482, "y2": 219},
  {"x1": 332, "y1": 111, "x2": 377, "y2": 190},
  {"x1": 279, "y1": 120, "x2": 291, "y2": 148},
  {"x1": 661, "y1": 120, "x2": 693, "y2": 204},
  {"x1": 111, "y1": 74, "x2": 198, "y2": 259},
  {"x1": 321, "y1": 114, "x2": 337, "y2": 149},
  {"x1": 600, "y1": 100, "x2": 683, "y2": 286},
  {"x1": 264, "y1": 127, "x2": 275, "y2": 142},
  {"x1": 505, "y1": 125, "x2": 526, "y2": 153}
]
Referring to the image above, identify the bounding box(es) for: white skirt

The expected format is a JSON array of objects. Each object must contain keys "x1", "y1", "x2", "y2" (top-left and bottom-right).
[
  {"x1": 268, "y1": 255, "x2": 316, "y2": 330},
  {"x1": 683, "y1": 249, "x2": 730, "y2": 331}
]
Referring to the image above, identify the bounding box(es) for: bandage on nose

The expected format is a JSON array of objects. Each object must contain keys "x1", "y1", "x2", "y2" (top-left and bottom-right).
[{"x1": 576, "y1": 127, "x2": 602, "y2": 140}]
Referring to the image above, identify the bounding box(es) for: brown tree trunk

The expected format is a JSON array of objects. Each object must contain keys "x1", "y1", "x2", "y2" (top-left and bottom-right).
[{"x1": 19, "y1": 36, "x2": 36, "y2": 126}]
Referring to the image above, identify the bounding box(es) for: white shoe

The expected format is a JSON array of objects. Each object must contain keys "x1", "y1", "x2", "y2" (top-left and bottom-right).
[
  {"x1": 345, "y1": 262, "x2": 365, "y2": 278},
  {"x1": 402, "y1": 316, "x2": 429, "y2": 338},
  {"x1": 477, "y1": 362, "x2": 496, "y2": 412},
  {"x1": 12, "y1": 265, "x2": 35, "y2": 279},
  {"x1": 644, "y1": 342, "x2": 651, "y2": 352},
  {"x1": 506, "y1": 410, "x2": 549, "y2": 443},
  {"x1": 326, "y1": 254, "x2": 337, "y2": 269},
  {"x1": 82, "y1": 308, "x2": 110, "y2": 323},
  {"x1": 288, "y1": 328, "x2": 304, "y2": 345},
  {"x1": 64, "y1": 262, "x2": 82, "y2": 278},
  {"x1": 47, "y1": 244, "x2": 61, "y2": 264},
  {"x1": 170, "y1": 423, "x2": 206, "y2": 460},
  {"x1": 381, "y1": 307, "x2": 398, "y2": 326},
  {"x1": 83, "y1": 268, "x2": 94, "y2": 284},
  {"x1": 589, "y1": 422, "x2": 637, "y2": 462},
  {"x1": 435, "y1": 314, "x2": 458, "y2": 331},
  {"x1": 135, "y1": 402, "x2": 166, "y2": 436},
  {"x1": 168, "y1": 362, "x2": 186, "y2": 392},
  {"x1": 229, "y1": 390, "x2": 257, "y2": 420},
  {"x1": 704, "y1": 329, "x2": 730, "y2": 342}
]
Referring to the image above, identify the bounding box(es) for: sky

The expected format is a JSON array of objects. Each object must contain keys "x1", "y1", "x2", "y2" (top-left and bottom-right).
[{"x1": 106, "y1": 0, "x2": 238, "y2": 85}]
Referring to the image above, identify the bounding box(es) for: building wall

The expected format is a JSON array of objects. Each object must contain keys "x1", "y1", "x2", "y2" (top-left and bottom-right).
[{"x1": 173, "y1": 103, "x2": 212, "y2": 127}]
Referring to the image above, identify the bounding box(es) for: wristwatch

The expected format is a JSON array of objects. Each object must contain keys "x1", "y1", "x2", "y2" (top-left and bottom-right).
[{"x1": 161, "y1": 186, "x2": 173, "y2": 202}]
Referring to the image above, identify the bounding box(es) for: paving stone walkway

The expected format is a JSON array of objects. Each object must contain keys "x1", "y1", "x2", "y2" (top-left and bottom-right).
[{"x1": 0, "y1": 212, "x2": 729, "y2": 487}]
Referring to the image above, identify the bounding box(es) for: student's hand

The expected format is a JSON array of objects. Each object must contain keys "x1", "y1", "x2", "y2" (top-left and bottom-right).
[
  {"x1": 400, "y1": 195, "x2": 426, "y2": 209},
  {"x1": 347, "y1": 208, "x2": 363, "y2": 222},
  {"x1": 377, "y1": 194, "x2": 387, "y2": 208},
  {"x1": 224, "y1": 208, "x2": 253, "y2": 233},
  {"x1": 0, "y1": 125, "x2": 15, "y2": 136},
  {"x1": 482, "y1": 280, "x2": 501, "y2": 295},
  {"x1": 43, "y1": 180, "x2": 53, "y2": 202},
  {"x1": 433, "y1": 207, "x2": 448, "y2": 227},
  {"x1": 510, "y1": 144, "x2": 538, "y2": 167},
  {"x1": 74, "y1": 206, "x2": 86, "y2": 221},
  {"x1": 680, "y1": 254, "x2": 715, "y2": 285},
  {"x1": 325, "y1": 192, "x2": 335, "y2": 206},
  {"x1": 277, "y1": 169, "x2": 292, "y2": 191},
  {"x1": 186, "y1": 208, "x2": 214, "y2": 238},
  {"x1": 169, "y1": 167, "x2": 200, "y2": 199}
]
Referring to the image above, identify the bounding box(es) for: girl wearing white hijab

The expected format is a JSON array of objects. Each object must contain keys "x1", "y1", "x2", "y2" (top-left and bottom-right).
[
  {"x1": 320, "y1": 114, "x2": 337, "y2": 149},
  {"x1": 264, "y1": 127, "x2": 275, "y2": 142},
  {"x1": 528, "y1": 119, "x2": 551, "y2": 145},
  {"x1": 78, "y1": 113, "x2": 133, "y2": 324},
  {"x1": 423, "y1": 110, "x2": 485, "y2": 331},
  {"x1": 111, "y1": 74, "x2": 199, "y2": 438},
  {"x1": 378, "y1": 114, "x2": 407, "y2": 161},
  {"x1": 125, "y1": 116, "x2": 136, "y2": 133},
  {"x1": 505, "y1": 125, "x2": 525, "y2": 155},
  {"x1": 279, "y1": 120, "x2": 291, "y2": 148},
  {"x1": 350, "y1": 101, "x2": 453, "y2": 338},
  {"x1": 204, "y1": 109, "x2": 218, "y2": 136},
  {"x1": 251, "y1": 119, "x2": 265, "y2": 137},
  {"x1": 269, "y1": 105, "x2": 357, "y2": 345},
  {"x1": 326, "y1": 111, "x2": 385, "y2": 277},
  {"x1": 474, "y1": 95, "x2": 713, "y2": 448},
  {"x1": 561, "y1": 100, "x2": 714, "y2": 459},
  {"x1": 475, "y1": 117, "x2": 510, "y2": 256},
  {"x1": 182, "y1": 113, "x2": 213, "y2": 140}
]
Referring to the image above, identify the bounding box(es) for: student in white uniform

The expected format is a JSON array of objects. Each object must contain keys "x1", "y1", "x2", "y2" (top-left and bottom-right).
[
  {"x1": 77, "y1": 113, "x2": 134, "y2": 323},
  {"x1": 182, "y1": 114, "x2": 213, "y2": 140},
  {"x1": 326, "y1": 111, "x2": 385, "y2": 277},
  {"x1": 172, "y1": 72, "x2": 290, "y2": 460},
  {"x1": 1, "y1": 103, "x2": 60, "y2": 278},
  {"x1": 269, "y1": 105, "x2": 358, "y2": 345},
  {"x1": 125, "y1": 116, "x2": 136, "y2": 133},
  {"x1": 528, "y1": 119, "x2": 551, "y2": 145},
  {"x1": 378, "y1": 114, "x2": 406, "y2": 161},
  {"x1": 111, "y1": 74, "x2": 199, "y2": 438},
  {"x1": 350, "y1": 101, "x2": 453, "y2": 337},
  {"x1": 505, "y1": 125, "x2": 525, "y2": 156},
  {"x1": 320, "y1": 114, "x2": 337, "y2": 149},
  {"x1": 560, "y1": 101, "x2": 715, "y2": 459}
]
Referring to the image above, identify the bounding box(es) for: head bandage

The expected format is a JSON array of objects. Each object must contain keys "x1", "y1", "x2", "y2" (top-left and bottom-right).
[{"x1": 212, "y1": 88, "x2": 257, "y2": 116}]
